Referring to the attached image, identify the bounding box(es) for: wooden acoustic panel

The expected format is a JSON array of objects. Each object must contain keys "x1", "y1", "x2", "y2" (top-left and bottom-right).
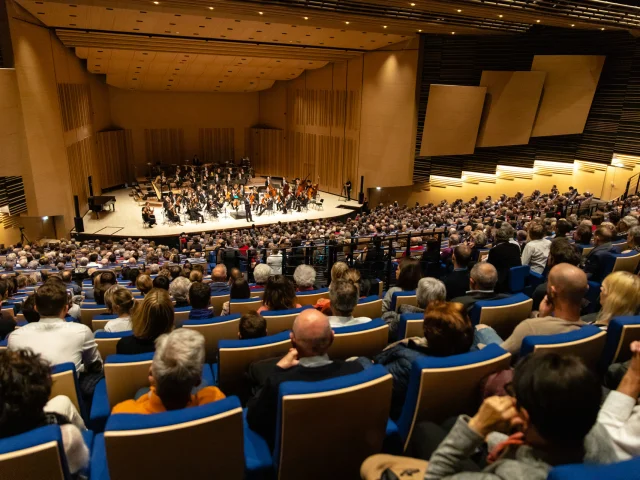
[
  {"x1": 420, "y1": 85, "x2": 486, "y2": 157},
  {"x1": 531, "y1": 55, "x2": 606, "y2": 137},
  {"x1": 476, "y1": 71, "x2": 546, "y2": 147}
]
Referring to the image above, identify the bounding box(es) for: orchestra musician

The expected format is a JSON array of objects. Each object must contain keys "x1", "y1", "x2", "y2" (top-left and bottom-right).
[
  {"x1": 192, "y1": 154, "x2": 201, "y2": 166},
  {"x1": 142, "y1": 202, "x2": 156, "y2": 227},
  {"x1": 265, "y1": 176, "x2": 271, "y2": 187},
  {"x1": 244, "y1": 195, "x2": 253, "y2": 222},
  {"x1": 166, "y1": 202, "x2": 182, "y2": 225},
  {"x1": 188, "y1": 197, "x2": 205, "y2": 223}
]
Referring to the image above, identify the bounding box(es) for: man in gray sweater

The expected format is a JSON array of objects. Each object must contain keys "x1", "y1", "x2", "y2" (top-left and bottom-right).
[{"x1": 361, "y1": 353, "x2": 616, "y2": 480}]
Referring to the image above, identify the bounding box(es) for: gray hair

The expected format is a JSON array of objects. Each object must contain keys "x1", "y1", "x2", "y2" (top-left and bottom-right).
[
  {"x1": 628, "y1": 226, "x2": 640, "y2": 248},
  {"x1": 293, "y1": 264, "x2": 316, "y2": 289},
  {"x1": 152, "y1": 329, "x2": 205, "y2": 390},
  {"x1": 79, "y1": 257, "x2": 89, "y2": 266},
  {"x1": 470, "y1": 263, "x2": 498, "y2": 291},
  {"x1": 18, "y1": 258, "x2": 28, "y2": 268},
  {"x1": 623, "y1": 215, "x2": 639, "y2": 228},
  {"x1": 416, "y1": 277, "x2": 446, "y2": 309},
  {"x1": 329, "y1": 279, "x2": 358, "y2": 316},
  {"x1": 495, "y1": 226, "x2": 512, "y2": 243},
  {"x1": 253, "y1": 263, "x2": 271, "y2": 284},
  {"x1": 149, "y1": 264, "x2": 160, "y2": 274},
  {"x1": 169, "y1": 276, "x2": 191, "y2": 302}
]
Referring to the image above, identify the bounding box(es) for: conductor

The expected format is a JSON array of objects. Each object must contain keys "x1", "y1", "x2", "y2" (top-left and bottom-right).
[{"x1": 244, "y1": 196, "x2": 253, "y2": 223}]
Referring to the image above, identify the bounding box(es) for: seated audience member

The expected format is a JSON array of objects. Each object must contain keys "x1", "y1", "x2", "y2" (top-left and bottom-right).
[
  {"x1": 0, "y1": 279, "x2": 15, "y2": 340},
  {"x1": 169, "y1": 276, "x2": 191, "y2": 308},
  {"x1": 8, "y1": 280, "x2": 102, "y2": 379},
  {"x1": 329, "y1": 261, "x2": 349, "y2": 287},
  {"x1": 61, "y1": 270, "x2": 81, "y2": 295},
  {"x1": 375, "y1": 302, "x2": 474, "y2": 420},
  {"x1": 112, "y1": 329, "x2": 225, "y2": 414},
  {"x1": 501, "y1": 264, "x2": 588, "y2": 356},
  {"x1": 189, "y1": 270, "x2": 203, "y2": 283},
  {"x1": 93, "y1": 271, "x2": 117, "y2": 305},
  {"x1": 440, "y1": 233, "x2": 460, "y2": 264},
  {"x1": 382, "y1": 277, "x2": 447, "y2": 340},
  {"x1": 136, "y1": 274, "x2": 153, "y2": 296},
  {"x1": 239, "y1": 311, "x2": 267, "y2": 339},
  {"x1": 327, "y1": 279, "x2": 371, "y2": 328},
  {"x1": 116, "y1": 288, "x2": 174, "y2": 355},
  {"x1": 293, "y1": 264, "x2": 317, "y2": 292},
  {"x1": 103, "y1": 285, "x2": 135, "y2": 333},
  {"x1": 451, "y1": 263, "x2": 509, "y2": 312},
  {"x1": 188, "y1": 282, "x2": 214, "y2": 320},
  {"x1": 487, "y1": 224, "x2": 522, "y2": 293},
  {"x1": 521, "y1": 222, "x2": 551, "y2": 275},
  {"x1": 583, "y1": 226, "x2": 617, "y2": 282},
  {"x1": 583, "y1": 271, "x2": 640, "y2": 326},
  {"x1": 367, "y1": 353, "x2": 614, "y2": 479},
  {"x1": 221, "y1": 277, "x2": 251, "y2": 316},
  {"x1": 382, "y1": 258, "x2": 422, "y2": 313},
  {"x1": 228, "y1": 267, "x2": 243, "y2": 284},
  {"x1": 152, "y1": 275, "x2": 170, "y2": 291},
  {"x1": 531, "y1": 238, "x2": 581, "y2": 310},
  {"x1": 246, "y1": 309, "x2": 363, "y2": 447},
  {"x1": 573, "y1": 223, "x2": 593, "y2": 252},
  {"x1": 21, "y1": 293, "x2": 40, "y2": 323},
  {"x1": 209, "y1": 264, "x2": 230, "y2": 295},
  {"x1": 256, "y1": 275, "x2": 301, "y2": 313},
  {"x1": 555, "y1": 218, "x2": 573, "y2": 238},
  {"x1": 620, "y1": 225, "x2": 640, "y2": 254},
  {"x1": 0, "y1": 350, "x2": 89, "y2": 474},
  {"x1": 442, "y1": 245, "x2": 472, "y2": 300},
  {"x1": 266, "y1": 248, "x2": 283, "y2": 275},
  {"x1": 598, "y1": 340, "x2": 640, "y2": 459},
  {"x1": 251, "y1": 263, "x2": 271, "y2": 290}
]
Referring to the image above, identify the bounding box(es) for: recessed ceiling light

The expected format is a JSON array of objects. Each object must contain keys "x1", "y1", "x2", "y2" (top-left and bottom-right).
[
  {"x1": 417, "y1": 29, "x2": 422, "y2": 32},
  {"x1": 451, "y1": 31, "x2": 455, "y2": 35},
  {"x1": 153, "y1": 1, "x2": 158, "y2": 4},
  {"x1": 303, "y1": 16, "x2": 309, "y2": 20},
  {"x1": 345, "y1": 21, "x2": 350, "y2": 24},
  {"x1": 258, "y1": 11, "x2": 263, "y2": 15},
  {"x1": 536, "y1": 19, "x2": 541, "y2": 23},
  {"x1": 601, "y1": 27, "x2": 605, "y2": 30},
  {"x1": 571, "y1": 24, "x2": 575, "y2": 27},
  {"x1": 498, "y1": 14, "x2": 503, "y2": 18},
  {"x1": 457, "y1": 9, "x2": 462, "y2": 12},
  {"x1": 410, "y1": 2, "x2": 416, "y2": 5},
  {"x1": 383, "y1": 25, "x2": 387, "y2": 29},
  {"x1": 209, "y1": 6, "x2": 214, "y2": 10}
]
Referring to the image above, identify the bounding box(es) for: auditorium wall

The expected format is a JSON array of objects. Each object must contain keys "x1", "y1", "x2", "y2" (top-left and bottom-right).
[
  {"x1": 108, "y1": 89, "x2": 260, "y2": 175},
  {"x1": 256, "y1": 39, "x2": 419, "y2": 195}
]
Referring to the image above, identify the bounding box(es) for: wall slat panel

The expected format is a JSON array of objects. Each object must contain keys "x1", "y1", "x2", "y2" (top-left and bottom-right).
[
  {"x1": 96, "y1": 129, "x2": 132, "y2": 189},
  {"x1": 144, "y1": 128, "x2": 185, "y2": 165},
  {"x1": 198, "y1": 128, "x2": 235, "y2": 163}
]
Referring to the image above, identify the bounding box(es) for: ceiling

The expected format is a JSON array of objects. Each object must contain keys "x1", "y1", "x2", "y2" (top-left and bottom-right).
[{"x1": 15, "y1": 0, "x2": 640, "y2": 92}]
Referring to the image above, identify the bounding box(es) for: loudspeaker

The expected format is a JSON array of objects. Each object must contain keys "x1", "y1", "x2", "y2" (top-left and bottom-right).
[
  {"x1": 73, "y1": 195, "x2": 80, "y2": 218},
  {"x1": 74, "y1": 216, "x2": 84, "y2": 233},
  {"x1": 359, "y1": 176, "x2": 365, "y2": 204}
]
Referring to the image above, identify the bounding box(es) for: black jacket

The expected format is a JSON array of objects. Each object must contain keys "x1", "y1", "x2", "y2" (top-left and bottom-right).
[
  {"x1": 443, "y1": 269, "x2": 470, "y2": 300},
  {"x1": 451, "y1": 291, "x2": 511, "y2": 313},
  {"x1": 583, "y1": 242, "x2": 616, "y2": 283},
  {"x1": 487, "y1": 242, "x2": 522, "y2": 293}
]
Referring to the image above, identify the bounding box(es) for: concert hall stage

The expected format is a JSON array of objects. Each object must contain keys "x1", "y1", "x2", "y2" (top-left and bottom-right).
[{"x1": 79, "y1": 188, "x2": 362, "y2": 237}]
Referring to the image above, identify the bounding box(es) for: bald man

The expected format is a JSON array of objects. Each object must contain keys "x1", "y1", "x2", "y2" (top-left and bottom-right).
[
  {"x1": 246, "y1": 309, "x2": 364, "y2": 448},
  {"x1": 451, "y1": 262, "x2": 510, "y2": 312},
  {"x1": 501, "y1": 263, "x2": 589, "y2": 356},
  {"x1": 208, "y1": 264, "x2": 229, "y2": 295}
]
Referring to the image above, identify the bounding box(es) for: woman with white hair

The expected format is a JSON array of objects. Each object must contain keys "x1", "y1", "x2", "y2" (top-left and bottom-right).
[
  {"x1": 112, "y1": 329, "x2": 226, "y2": 414},
  {"x1": 293, "y1": 264, "x2": 316, "y2": 292},
  {"x1": 252, "y1": 263, "x2": 271, "y2": 289},
  {"x1": 169, "y1": 276, "x2": 192, "y2": 308}
]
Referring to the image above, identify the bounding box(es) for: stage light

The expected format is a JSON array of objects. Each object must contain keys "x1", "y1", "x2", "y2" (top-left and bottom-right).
[
  {"x1": 498, "y1": 14, "x2": 503, "y2": 18},
  {"x1": 383, "y1": 25, "x2": 387, "y2": 29},
  {"x1": 42, "y1": 216, "x2": 49, "y2": 220},
  {"x1": 536, "y1": 20, "x2": 541, "y2": 23},
  {"x1": 457, "y1": 9, "x2": 462, "y2": 12},
  {"x1": 345, "y1": 21, "x2": 350, "y2": 24},
  {"x1": 376, "y1": 187, "x2": 381, "y2": 190},
  {"x1": 153, "y1": 1, "x2": 159, "y2": 4},
  {"x1": 258, "y1": 11, "x2": 263, "y2": 15},
  {"x1": 304, "y1": 16, "x2": 309, "y2": 20},
  {"x1": 209, "y1": 6, "x2": 214, "y2": 10}
]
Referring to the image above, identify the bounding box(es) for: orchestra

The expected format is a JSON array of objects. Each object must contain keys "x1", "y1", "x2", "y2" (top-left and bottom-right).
[{"x1": 141, "y1": 162, "x2": 321, "y2": 226}]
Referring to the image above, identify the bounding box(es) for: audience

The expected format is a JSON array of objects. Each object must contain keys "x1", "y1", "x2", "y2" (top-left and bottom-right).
[
  {"x1": 209, "y1": 264, "x2": 230, "y2": 295},
  {"x1": 152, "y1": 275, "x2": 170, "y2": 291},
  {"x1": 531, "y1": 237, "x2": 582, "y2": 310},
  {"x1": 442, "y1": 245, "x2": 471, "y2": 300},
  {"x1": 252, "y1": 263, "x2": 271, "y2": 290},
  {"x1": 293, "y1": 264, "x2": 317, "y2": 292},
  {"x1": 21, "y1": 293, "x2": 40, "y2": 323},
  {"x1": 521, "y1": 222, "x2": 551, "y2": 274},
  {"x1": 93, "y1": 271, "x2": 116, "y2": 305},
  {"x1": 501, "y1": 264, "x2": 588, "y2": 356},
  {"x1": 136, "y1": 274, "x2": 153, "y2": 296},
  {"x1": 451, "y1": 263, "x2": 509, "y2": 311},
  {"x1": 327, "y1": 279, "x2": 371, "y2": 328},
  {"x1": 267, "y1": 248, "x2": 283, "y2": 275},
  {"x1": 238, "y1": 311, "x2": 267, "y2": 339},
  {"x1": 621, "y1": 225, "x2": 640, "y2": 254},
  {"x1": 375, "y1": 302, "x2": 474, "y2": 419},
  {"x1": 257, "y1": 275, "x2": 301, "y2": 313},
  {"x1": 246, "y1": 309, "x2": 363, "y2": 447},
  {"x1": 103, "y1": 285, "x2": 135, "y2": 333},
  {"x1": 112, "y1": 329, "x2": 225, "y2": 414},
  {"x1": 221, "y1": 277, "x2": 251, "y2": 316},
  {"x1": 382, "y1": 258, "x2": 422, "y2": 313},
  {"x1": 487, "y1": 224, "x2": 522, "y2": 293},
  {"x1": 0, "y1": 349, "x2": 89, "y2": 474},
  {"x1": 188, "y1": 282, "x2": 214, "y2": 320},
  {"x1": 116, "y1": 288, "x2": 174, "y2": 355},
  {"x1": 169, "y1": 276, "x2": 191, "y2": 308},
  {"x1": 584, "y1": 226, "x2": 617, "y2": 282}
]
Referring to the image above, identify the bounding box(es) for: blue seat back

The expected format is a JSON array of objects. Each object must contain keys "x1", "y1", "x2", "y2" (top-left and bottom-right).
[
  {"x1": 508, "y1": 265, "x2": 530, "y2": 293},
  {"x1": 398, "y1": 313, "x2": 424, "y2": 340},
  {"x1": 601, "y1": 315, "x2": 640, "y2": 366},
  {"x1": 329, "y1": 318, "x2": 389, "y2": 359},
  {"x1": 390, "y1": 290, "x2": 416, "y2": 312},
  {"x1": 547, "y1": 457, "x2": 640, "y2": 480},
  {"x1": 51, "y1": 362, "x2": 86, "y2": 420}
]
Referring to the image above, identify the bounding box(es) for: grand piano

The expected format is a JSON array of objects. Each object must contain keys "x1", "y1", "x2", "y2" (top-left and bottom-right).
[{"x1": 88, "y1": 196, "x2": 116, "y2": 219}]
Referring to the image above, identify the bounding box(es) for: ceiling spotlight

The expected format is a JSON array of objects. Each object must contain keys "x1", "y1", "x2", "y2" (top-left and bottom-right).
[
  {"x1": 498, "y1": 14, "x2": 503, "y2": 18},
  {"x1": 258, "y1": 11, "x2": 263, "y2": 15},
  {"x1": 153, "y1": 1, "x2": 159, "y2": 4},
  {"x1": 383, "y1": 25, "x2": 387, "y2": 29},
  {"x1": 209, "y1": 6, "x2": 214, "y2": 10},
  {"x1": 303, "y1": 16, "x2": 309, "y2": 20},
  {"x1": 571, "y1": 24, "x2": 575, "y2": 27},
  {"x1": 417, "y1": 29, "x2": 422, "y2": 32},
  {"x1": 345, "y1": 21, "x2": 350, "y2": 24},
  {"x1": 601, "y1": 27, "x2": 605, "y2": 31},
  {"x1": 457, "y1": 9, "x2": 462, "y2": 12},
  {"x1": 536, "y1": 19, "x2": 541, "y2": 23},
  {"x1": 451, "y1": 31, "x2": 455, "y2": 35},
  {"x1": 410, "y1": 2, "x2": 416, "y2": 6}
]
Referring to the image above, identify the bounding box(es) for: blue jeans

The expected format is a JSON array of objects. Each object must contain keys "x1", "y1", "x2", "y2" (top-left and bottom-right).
[{"x1": 470, "y1": 326, "x2": 503, "y2": 351}]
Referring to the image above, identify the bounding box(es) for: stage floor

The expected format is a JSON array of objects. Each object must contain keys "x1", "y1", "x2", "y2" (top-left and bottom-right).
[{"x1": 81, "y1": 188, "x2": 361, "y2": 237}]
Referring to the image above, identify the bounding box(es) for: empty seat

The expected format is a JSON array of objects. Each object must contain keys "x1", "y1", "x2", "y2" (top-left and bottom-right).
[
  {"x1": 218, "y1": 331, "x2": 292, "y2": 403},
  {"x1": 353, "y1": 296, "x2": 383, "y2": 319},
  {"x1": 609, "y1": 251, "x2": 640, "y2": 274},
  {"x1": 173, "y1": 306, "x2": 192, "y2": 327},
  {"x1": 329, "y1": 319, "x2": 389, "y2": 360},
  {"x1": 469, "y1": 293, "x2": 533, "y2": 339},
  {"x1": 273, "y1": 365, "x2": 393, "y2": 480},
  {"x1": 601, "y1": 315, "x2": 640, "y2": 366},
  {"x1": 91, "y1": 396, "x2": 272, "y2": 480},
  {"x1": 80, "y1": 306, "x2": 108, "y2": 328},
  {"x1": 182, "y1": 314, "x2": 242, "y2": 363},
  {"x1": 396, "y1": 344, "x2": 511, "y2": 451},
  {"x1": 520, "y1": 325, "x2": 607, "y2": 370}
]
